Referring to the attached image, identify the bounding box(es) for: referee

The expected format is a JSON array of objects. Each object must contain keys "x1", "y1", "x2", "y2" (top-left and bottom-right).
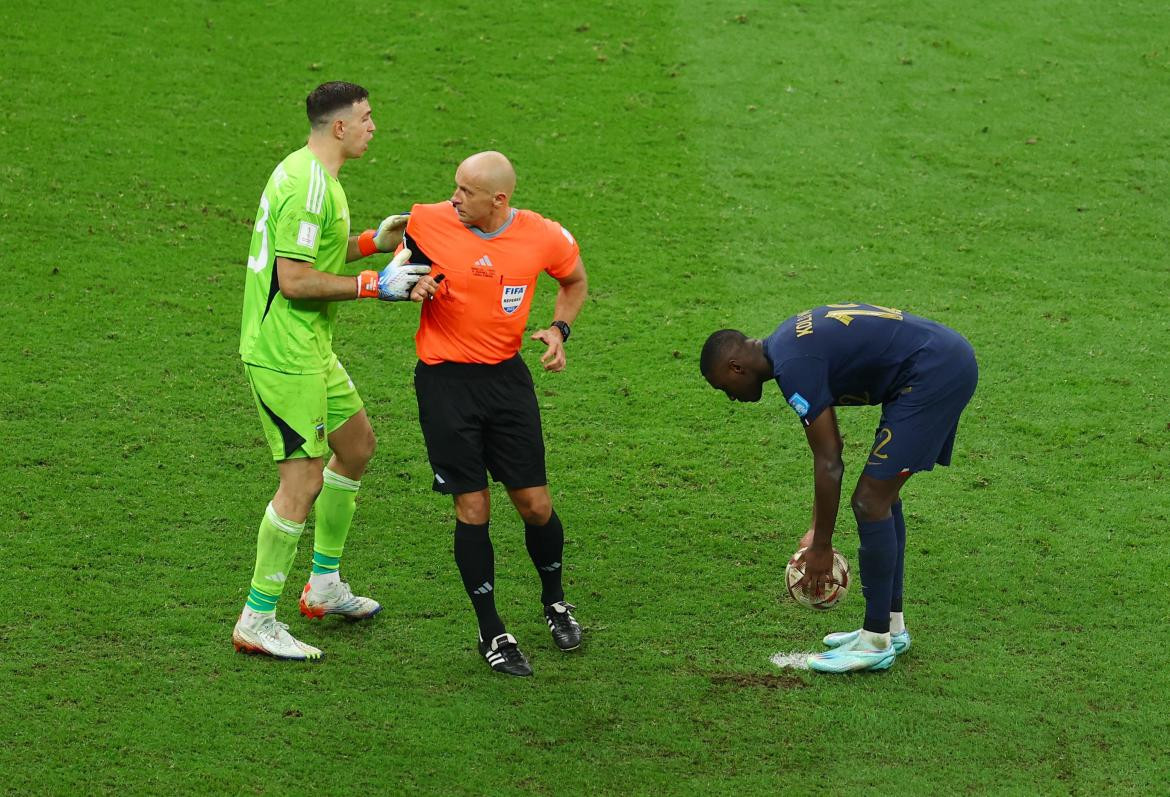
[{"x1": 405, "y1": 151, "x2": 588, "y2": 676}]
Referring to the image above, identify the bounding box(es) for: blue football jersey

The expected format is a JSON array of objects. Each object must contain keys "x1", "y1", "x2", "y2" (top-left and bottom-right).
[{"x1": 763, "y1": 303, "x2": 959, "y2": 426}]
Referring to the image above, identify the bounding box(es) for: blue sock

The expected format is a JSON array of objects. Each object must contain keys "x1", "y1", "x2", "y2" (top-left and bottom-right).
[
  {"x1": 890, "y1": 501, "x2": 906, "y2": 614},
  {"x1": 857, "y1": 515, "x2": 898, "y2": 634}
]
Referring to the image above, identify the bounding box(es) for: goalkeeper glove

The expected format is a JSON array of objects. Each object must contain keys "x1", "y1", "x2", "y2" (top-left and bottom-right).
[
  {"x1": 356, "y1": 249, "x2": 430, "y2": 301},
  {"x1": 357, "y1": 213, "x2": 409, "y2": 257}
]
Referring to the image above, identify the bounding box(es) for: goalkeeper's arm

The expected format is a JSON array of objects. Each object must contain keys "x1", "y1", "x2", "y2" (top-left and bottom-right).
[{"x1": 276, "y1": 249, "x2": 427, "y2": 302}]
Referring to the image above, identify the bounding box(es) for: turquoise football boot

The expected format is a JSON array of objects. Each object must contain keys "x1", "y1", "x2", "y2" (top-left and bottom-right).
[
  {"x1": 808, "y1": 632, "x2": 896, "y2": 673},
  {"x1": 823, "y1": 628, "x2": 911, "y2": 655}
]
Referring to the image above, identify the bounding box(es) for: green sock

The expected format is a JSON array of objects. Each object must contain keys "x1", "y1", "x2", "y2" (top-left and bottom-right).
[
  {"x1": 246, "y1": 502, "x2": 306, "y2": 612},
  {"x1": 311, "y1": 551, "x2": 341, "y2": 575},
  {"x1": 312, "y1": 468, "x2": 360, "y2": 570}
]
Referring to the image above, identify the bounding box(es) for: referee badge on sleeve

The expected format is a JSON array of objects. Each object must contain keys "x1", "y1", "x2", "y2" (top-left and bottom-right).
[{"x1": 501, "y1": 285, "x2": 527, "y2": 315}]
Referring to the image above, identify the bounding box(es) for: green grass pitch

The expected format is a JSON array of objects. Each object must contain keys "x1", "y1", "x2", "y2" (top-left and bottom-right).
[{"x1": 3, "y1": 0, "x2": 1169, "y2": 793}]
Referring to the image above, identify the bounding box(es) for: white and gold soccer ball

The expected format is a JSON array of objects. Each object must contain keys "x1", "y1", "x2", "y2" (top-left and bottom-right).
[{"x1": 784, "y1": 547, "x2": 850, "y2": 610}]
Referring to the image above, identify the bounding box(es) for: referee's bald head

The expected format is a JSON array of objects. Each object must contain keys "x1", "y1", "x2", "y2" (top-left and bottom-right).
[{"x1": 459, "y1": 151, "x2": 516, "y2": 199}]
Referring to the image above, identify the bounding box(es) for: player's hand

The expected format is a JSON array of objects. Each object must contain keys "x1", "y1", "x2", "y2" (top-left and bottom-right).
[
  {"x1": 377, "y1": 249, "x2": 429, "y2": 301},
  {"x1": 373, "y1": 214, "x2": 409, "y2": 252},
  {"x1": 798, "y1": 528, "x2": 815, "y2": 550},
  {"x1": 796, "y1": 543, "x2": 833, "y2": 599},
  {"x1": 531, "y1": 328, "x2": 566, "y2": 372}
]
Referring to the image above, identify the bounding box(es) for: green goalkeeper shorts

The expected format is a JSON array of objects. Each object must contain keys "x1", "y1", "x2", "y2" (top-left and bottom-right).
[{"x1": 244, "y1": 355, "x2": 364, "y2": 461}]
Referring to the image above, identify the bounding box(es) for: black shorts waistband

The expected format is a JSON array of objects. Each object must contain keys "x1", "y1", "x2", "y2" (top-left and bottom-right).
[{"x1": 415, "y1": 354, "x2": 526, "y2": 379}]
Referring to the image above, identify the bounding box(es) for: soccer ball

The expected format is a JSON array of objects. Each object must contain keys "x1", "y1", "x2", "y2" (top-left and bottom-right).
[{"x1": 784, "y1": 547, "x2": 850, "y2": 610}]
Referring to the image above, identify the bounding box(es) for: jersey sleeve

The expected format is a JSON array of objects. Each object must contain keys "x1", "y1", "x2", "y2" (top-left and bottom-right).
[
  {"x1": 272, "y1": 172, "x2": 326, "y2": 264},
  {"x1": 774, "y1": 356, "x2": 833, "y2": 427},
  {"x1": 541, "y1": 217, "x2": 580, "y2": 278},
  {"x1": 399, "y1": 204, "x2": 435, "y2": 266}
]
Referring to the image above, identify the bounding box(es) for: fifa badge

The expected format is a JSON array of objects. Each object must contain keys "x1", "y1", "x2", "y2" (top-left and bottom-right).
[{"x1": 501, "y1": 284, "x2": 527, "y2": 315}]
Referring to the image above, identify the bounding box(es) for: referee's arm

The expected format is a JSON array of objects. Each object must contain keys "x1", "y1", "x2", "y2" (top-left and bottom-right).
[
  {"x1": 532, "y1": 258, "x2": 587, "y2": 372},
  {"x1": 550, "y1": 258, "x2": 587, "y2": 327}
]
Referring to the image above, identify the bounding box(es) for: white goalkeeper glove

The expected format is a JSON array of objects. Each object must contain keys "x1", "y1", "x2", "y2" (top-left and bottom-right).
[
  {"x1": 375, "y1": 249, "x2": 430, "y2": 301},
  {"x1": 373, "y1": 213, "x2": 410, "y2": 252},
  {"x1": 356, "y1": 249, "x2": 428, "y2": 301}
]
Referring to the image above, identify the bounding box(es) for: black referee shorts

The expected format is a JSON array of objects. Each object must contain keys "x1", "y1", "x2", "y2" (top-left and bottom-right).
[{"x1": 414, "y1": 355, "x2": 547, "y2": 494}]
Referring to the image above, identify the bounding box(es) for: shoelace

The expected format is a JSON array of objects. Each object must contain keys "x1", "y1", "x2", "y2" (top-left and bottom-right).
[
  {"x1": 497, "y1": 642, "x2": 524, "y2": 662},
  {"x1": 333, "y1": 582, "x2": 366, "y2": 610},
  {"x1": 549, "y1": 603, "x2": 578, "y2": 628},
  {"x1": 308, "y1": 581, "x2": 358, "y2": 607},
  {"x1": 249, "y1": 616, "x2": 291, "y2": 642},
  {"x1": 315, "y1": 581, "x2": 356, "y2": 601},
  {"x1": 487, "y1": 634, "x2": 522, "y2": 657}
]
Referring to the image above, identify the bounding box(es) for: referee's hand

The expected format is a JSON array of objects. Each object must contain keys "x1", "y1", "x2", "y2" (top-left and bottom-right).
[
  {"x1": 410, "y1": 273, "x2": 443, "y2": 302},
  {"x1": 531, "y1": 328, "x2": 566, "y2": 372}
]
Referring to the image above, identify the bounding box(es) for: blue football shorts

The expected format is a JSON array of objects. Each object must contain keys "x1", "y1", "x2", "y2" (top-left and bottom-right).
[{"x1": 863, "y1": 330, "x2": 979, "y2": 480}]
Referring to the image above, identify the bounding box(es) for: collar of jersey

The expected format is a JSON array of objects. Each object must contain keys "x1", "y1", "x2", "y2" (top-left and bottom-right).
[
  {"x1": 302, "y1": 146, "x2": 335, "y2": 182},
  {"x1": 466, "y1": 208, "x2": 517, "y2": 240}
]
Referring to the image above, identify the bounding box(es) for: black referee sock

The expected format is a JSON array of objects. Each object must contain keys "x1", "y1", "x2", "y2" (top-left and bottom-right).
[
  {"x1": 454, "y1": 520, "x2": 505, "y2": 641},
  {"x1": 524, "y1": 510, "x2": 565, "y2": 606}
]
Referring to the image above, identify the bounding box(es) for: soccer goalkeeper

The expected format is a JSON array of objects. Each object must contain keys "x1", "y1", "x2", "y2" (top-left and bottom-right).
[{"x1": 232, "y1": 82, "x2": 428, "y2": 660}]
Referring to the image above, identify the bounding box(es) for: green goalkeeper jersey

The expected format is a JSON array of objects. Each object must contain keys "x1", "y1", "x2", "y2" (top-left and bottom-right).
[{"x1": 239, "y1": 146, "x2": 352, "y2": 374}]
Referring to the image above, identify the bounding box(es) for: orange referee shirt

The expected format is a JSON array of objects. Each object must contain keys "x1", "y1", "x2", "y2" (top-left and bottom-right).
[{"x1": 403, "y1": 202, "x2": 580, "y2": 365}]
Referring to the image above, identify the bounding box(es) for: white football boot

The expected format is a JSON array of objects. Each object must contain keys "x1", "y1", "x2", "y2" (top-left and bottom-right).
[
  {"x1": 232, "y1": 612, "x2": 323, "y2": 661},
  {"x1": 298, "y1": 581, "x2": 382, "y2": 621}
]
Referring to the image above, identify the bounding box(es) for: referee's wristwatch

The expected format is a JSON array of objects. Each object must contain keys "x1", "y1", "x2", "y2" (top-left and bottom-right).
[{"x1": 551, "y1": 320, "x2": 571, "y2": 343}]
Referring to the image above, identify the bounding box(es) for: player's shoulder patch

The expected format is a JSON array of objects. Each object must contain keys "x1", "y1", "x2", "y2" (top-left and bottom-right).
[
  {"x1": 787, "y1": 391, "x2": 810, "y2": 418},
  {"x1": 297, "y1": 221, "x2": 319, "y2": 248}
]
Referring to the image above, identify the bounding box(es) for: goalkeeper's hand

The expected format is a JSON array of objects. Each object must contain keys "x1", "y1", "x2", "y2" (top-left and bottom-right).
[
  {"x1": 375, "y1": 249, "x2": 430, "y2": 301},
  {"x1": 373, "y1": 213, "x2": 410, "y2": 252}
]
